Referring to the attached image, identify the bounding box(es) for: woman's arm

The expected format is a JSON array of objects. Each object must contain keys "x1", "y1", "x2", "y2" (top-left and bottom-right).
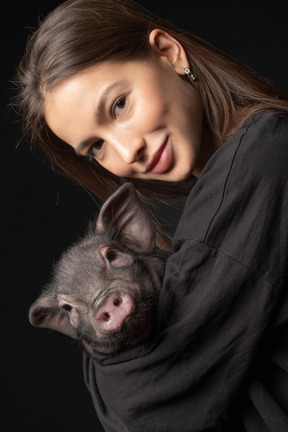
[{"x1": 84, "y1": 112, "x2": 288, "y2": 432}]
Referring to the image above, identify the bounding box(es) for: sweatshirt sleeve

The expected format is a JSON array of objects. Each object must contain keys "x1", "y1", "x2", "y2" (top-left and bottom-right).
[{"x1": 83, "y1": 113, "x2": 288, "y2": 432}]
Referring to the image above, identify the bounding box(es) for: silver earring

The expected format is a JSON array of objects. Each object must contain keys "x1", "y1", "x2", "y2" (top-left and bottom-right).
[{"x1": 184, "y1": 67, "x2": 196, "y2": 81}]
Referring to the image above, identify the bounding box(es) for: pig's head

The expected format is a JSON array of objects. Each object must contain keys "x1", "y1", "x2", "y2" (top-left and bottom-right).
[{"x1": 29, "y1": 183, "x2": 168, "y2": 359}]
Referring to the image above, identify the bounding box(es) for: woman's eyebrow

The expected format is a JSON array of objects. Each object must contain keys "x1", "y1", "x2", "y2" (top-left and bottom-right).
[
  {"x1": 96, "y1": 80, "x2": 123, "y2": 123},
  {"x1": 75, "y1": 80, "x2": 123, "y2": 155}
]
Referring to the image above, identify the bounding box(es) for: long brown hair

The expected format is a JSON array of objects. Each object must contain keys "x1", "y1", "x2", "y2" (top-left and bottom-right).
[{"x1": 15, "y1": 0, "x2": 288, "y2": 202}]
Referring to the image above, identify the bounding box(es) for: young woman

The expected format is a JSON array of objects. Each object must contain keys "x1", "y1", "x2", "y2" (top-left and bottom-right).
[{"x1": 15, "y1": 0, "x2": 288, "y2": 430}]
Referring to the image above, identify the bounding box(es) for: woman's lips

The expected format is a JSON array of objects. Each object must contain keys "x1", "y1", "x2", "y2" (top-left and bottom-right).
[{"x1": 146, "y1": 138, "x2": 172, "y2": 174}]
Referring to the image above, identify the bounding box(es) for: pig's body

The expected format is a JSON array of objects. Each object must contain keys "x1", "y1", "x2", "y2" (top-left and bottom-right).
[{"x1": 29, "y1": 183, "x2": 169, "y2": 358}]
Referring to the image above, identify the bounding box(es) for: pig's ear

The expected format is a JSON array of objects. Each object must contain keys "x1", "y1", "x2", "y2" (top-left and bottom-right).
[
  {"x1": 96, "y1": 182, "x2": 156, "y2": 252},
  {"x1": 28, "y1": 291, "x2": 77, "y2": 339}
]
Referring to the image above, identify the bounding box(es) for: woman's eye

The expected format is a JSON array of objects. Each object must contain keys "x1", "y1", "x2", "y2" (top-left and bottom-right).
[
  {"x1": 61, "y1": 304, "x2": 72, "y2": 312},
  {"x1": 112, "y1": 96, "x2": 126, "y2": 119},
  {"x1": 88, "y1": 140, "x2": 104, "y2": 160}
]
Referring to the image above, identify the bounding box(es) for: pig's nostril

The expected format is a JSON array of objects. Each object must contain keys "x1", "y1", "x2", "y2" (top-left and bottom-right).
[
  {"x1": 101, "y1": 312, "x2": 110, "y2": 322},
  {"x1": 113, "y1": 297, "x2": 122, "y2": 307},
  {"x1": 96, "y1": 292, "x2": 134, "y2": 331}
]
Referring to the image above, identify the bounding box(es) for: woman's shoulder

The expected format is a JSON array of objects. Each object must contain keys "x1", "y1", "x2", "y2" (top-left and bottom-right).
[
  {"x1": 195, "y1": 110, "x2": 288, "y2": 192},
  {"x1": 203, "y1": 109, "x2": 288, "y2": 191},
  {"x1": 230, "y1": 110, "x2": 288, "y2": 187},
  {"x1": 174, "y1": 110, "x2": 288, "y2": 243},
  {"x1": 249, "y1": 109, "x2": 288, "y2": 135},
  {"x1": 244, "y1": 110, "x2": 288, "y2": 156}
]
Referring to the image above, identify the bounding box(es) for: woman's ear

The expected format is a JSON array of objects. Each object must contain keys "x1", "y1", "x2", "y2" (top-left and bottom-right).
[{"x1": 149, "y1": 29, "x2": 189, "y2": 75}]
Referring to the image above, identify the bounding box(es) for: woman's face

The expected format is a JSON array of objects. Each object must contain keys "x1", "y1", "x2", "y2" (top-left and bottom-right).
[{"x1": 44, "y1": 57, "x2": 206, "y2": 182}]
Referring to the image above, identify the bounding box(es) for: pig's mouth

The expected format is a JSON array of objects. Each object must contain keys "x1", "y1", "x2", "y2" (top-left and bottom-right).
[{"x1": 80, "y1": 291, "x2": 157, "y2": 358}]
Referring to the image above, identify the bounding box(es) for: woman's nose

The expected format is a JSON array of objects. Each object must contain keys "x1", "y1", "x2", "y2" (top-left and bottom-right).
[{"x1": 112, "y1": 133, "x2": 146, "y2": 164}]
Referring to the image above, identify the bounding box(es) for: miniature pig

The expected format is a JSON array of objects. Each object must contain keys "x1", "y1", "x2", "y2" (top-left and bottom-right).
[{"x1": 29, "y1": 183, "x2": 169, "y2": 359}]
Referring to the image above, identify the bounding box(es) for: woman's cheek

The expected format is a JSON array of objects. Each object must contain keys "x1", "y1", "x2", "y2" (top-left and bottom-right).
[
  {"x1": 99, "y1": 149, "x2": 135, "y2": 177},
  {"x1": 133, "y1": 91, "x2": 168, "y2": 133}
]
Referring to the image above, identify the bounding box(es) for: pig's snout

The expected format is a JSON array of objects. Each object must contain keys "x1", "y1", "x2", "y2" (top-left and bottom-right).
[{"x1": 96, "y1": 292, "x2": 134, "y2": 331}]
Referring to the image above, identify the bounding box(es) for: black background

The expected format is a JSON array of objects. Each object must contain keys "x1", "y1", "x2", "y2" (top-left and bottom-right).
[{"x1": 2, "y1": 1, "x2": 288, "y2": 431}]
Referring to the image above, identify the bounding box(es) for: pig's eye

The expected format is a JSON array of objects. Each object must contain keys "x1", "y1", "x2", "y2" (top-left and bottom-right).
[
  {"x1": 61, "y1": 304, "x2": 72, "y2": 312},
  {"x1": 106, "y1": 250, "x2": 117, "y2": 263}
]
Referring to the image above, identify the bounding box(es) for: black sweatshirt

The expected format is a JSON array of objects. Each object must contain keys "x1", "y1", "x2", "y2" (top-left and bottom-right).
[{"x1": 83, "y1": 111, "x2": 288, "y2": 432}]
